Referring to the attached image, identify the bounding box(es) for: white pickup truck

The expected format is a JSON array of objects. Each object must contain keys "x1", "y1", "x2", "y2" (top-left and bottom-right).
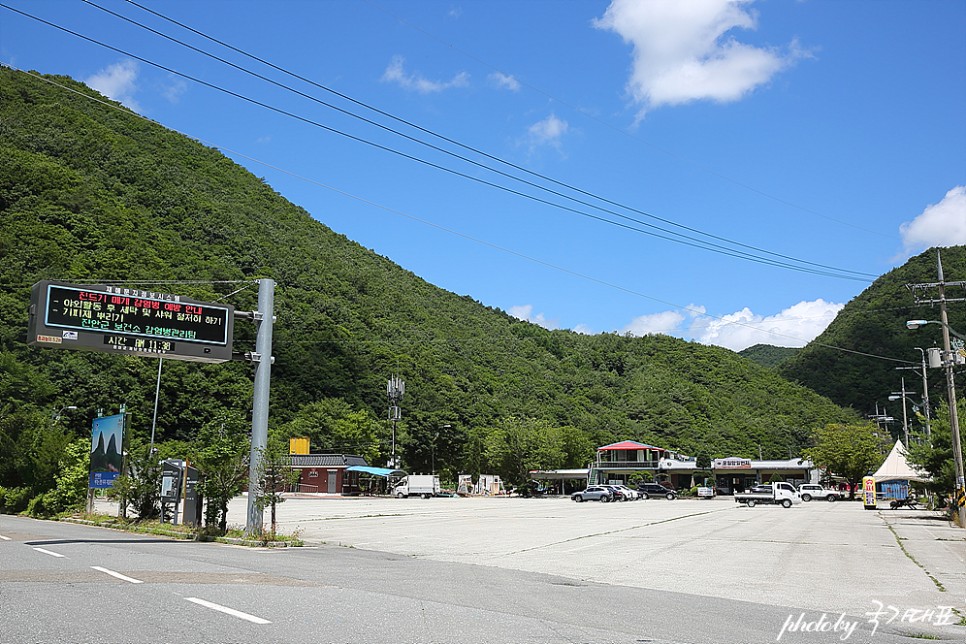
[
  {"x1": 797, "y1": 484, "x2": 844, "y2": 502},
  {"x1": 734, "y1": 481, "x2": 801, "y2": 508}
]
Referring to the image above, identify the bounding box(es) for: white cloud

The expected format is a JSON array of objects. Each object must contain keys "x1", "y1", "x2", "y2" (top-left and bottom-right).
[
  {"x1": 690, "y1": 299, "x2": 843, "y2": 351},
  {"x1": 508, "y1": 304, "x2": 559, "y2": 330},
  {"x1": 161, "y1": 77, "x2": 188, "y2": 104},
  {"x1": 623, "y1": 310, "x2": 685, "y2": 336},
  {"x1": 899, "y1": 186, "x2": 966, "y2": 253},
  {"x1": 381, "y1": 56, "x2": 469, "y2": 94},
  {"x1": 617, "y1": 300, "x2": 840, "y2": 350},
  {"x1": 85, "y1": 60, "x2": 141, "y2": 112},
  {"x1": 593, "y1": 0, "x2": 802, "y2": 116},
  {"x1": 489, "y1": 72, "x2": 521, "y2": 92},
  {"x1": 527, "y1": 114, "x2": 569, "y2": 150},
  {"x1": 572, "y1": 323, "x2": 595, "y2": 335}
]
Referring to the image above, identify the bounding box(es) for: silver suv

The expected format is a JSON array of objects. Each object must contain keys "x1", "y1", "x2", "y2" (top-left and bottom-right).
[{"x1": 571, "y1": 486, "x2": 613, "y2": 503}]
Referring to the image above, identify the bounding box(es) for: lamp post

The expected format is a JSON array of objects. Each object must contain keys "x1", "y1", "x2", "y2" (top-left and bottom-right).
[{"x1": 906, "y1": 317, "x2": 965, "y2": 528}]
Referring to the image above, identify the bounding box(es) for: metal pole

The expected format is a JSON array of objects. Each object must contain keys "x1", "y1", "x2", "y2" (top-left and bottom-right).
[
  {"x1": 899, "y1": 378, "x2": 909, "y2": 447},
  {"x1": 914, "y1": 348, "x2": 932, "y2": 441},
  {"x1": 246, "y1": 279, "x2": 275, "y2": 537},
  {"x1": 149, "y1": 358, "x2": 162, "y2": 454},
  {"x1": 937, "y1": 254, "x2": 965, "y2": 528}
]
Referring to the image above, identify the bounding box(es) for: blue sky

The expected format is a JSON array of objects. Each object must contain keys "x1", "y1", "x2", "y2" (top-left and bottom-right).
[{"x1": 2, "y1": 0, "x2": 964, "y2": 351}]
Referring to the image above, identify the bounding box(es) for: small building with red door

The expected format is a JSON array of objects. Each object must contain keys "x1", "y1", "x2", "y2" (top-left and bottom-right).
[{"x1": 288, "y1": 454, "x2": 370, "y2": 495}]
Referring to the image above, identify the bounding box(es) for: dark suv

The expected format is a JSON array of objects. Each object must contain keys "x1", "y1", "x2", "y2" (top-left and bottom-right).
[{"x1": 637, "y1": 483, "x2": 676, "y2": 500}]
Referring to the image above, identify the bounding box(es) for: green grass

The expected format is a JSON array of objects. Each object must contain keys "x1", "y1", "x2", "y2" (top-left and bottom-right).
[{"x1": 62, "y1": 512, "x2": 303, "y2": 547}]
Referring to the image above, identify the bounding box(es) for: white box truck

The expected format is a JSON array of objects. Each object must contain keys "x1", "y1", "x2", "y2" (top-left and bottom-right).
[{"x1": 392, "y1": 474, "x2": 441, "y2": 499}]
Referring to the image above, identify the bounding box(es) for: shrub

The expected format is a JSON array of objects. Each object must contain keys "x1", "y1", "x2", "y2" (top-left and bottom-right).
[
  {"x1": 0, "y1": 487, "x2": 33, "y2": 514},
  {"x1": 26, "y1": 492, "x2": 50, "y2": 517}
]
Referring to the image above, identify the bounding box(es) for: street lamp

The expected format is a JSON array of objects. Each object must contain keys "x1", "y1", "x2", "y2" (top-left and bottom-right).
[
  {"x1": 906, "y1": 319, "x2": 966, "y2": 342},
  {"x1": 906, "y1": 317, "x2": 965, "y2": 528}
]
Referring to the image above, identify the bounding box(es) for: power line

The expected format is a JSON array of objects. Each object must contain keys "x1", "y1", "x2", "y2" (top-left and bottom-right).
[
  {"x1": 367, "y1": 0, "x2": 893, "y2": 241},
  {"x1": 3, "y1": 0, "x2": 875, "y2": 282},
  {"x1": 2, "y1": 64, "x2": 911, "y2": 364},
  {"x1": 110, "y1": 0, "x2": 877, "y2": 280}
]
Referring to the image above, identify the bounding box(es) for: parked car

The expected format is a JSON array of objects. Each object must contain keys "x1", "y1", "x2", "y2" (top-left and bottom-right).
[
  {"x1": 797, "y1": 484, "x2": 844, "y2": 502},
  {"x1": 614, "y1": 484, "x2": 640, "y2": 500},
  {"x1": 571, "y1": 486, "x2": 612, "y2": 503},
  {"x1": 637, "y1": 483, "x2": 676, "y2": 500},
  {"x1": 747, "y1": 484, "x2": 773, "y2": 494},
  {"x1": 599, "y1": 485, "x2": 626, "y2": 501}
]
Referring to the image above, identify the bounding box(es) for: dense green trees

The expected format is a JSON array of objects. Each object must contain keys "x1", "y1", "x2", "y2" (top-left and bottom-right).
[
  {"x1": 781, "y1": 247, "x2": 966, "y2": 415},
  {"x1": 0, "y1": 67, "x2": 863, "y2": 506},
  {"x1": 804, "y1": 423, "x2": 884, "y2": 500},
  {"x1": 905, "y1": 399, "x2": 966, "y2": 505}
]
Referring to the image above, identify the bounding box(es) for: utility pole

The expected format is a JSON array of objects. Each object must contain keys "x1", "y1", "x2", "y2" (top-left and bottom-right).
[
  {"x1": 907, "y1": 250, "x2": 965, "y2": 528},
  {"x1": 245, "y1": 278, "x2": 275, "y2": 538},
  {"x1": 897, "y1": 348, "x2": 931, "y2": 441},
  {"x1": 889, "y1": 378, "x2": 910, "y2": 447}
]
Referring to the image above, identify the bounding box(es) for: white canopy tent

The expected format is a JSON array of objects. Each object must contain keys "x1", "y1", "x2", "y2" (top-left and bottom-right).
[{"x1": 873, "y1": 440, "x2": 930, "y2": 483}]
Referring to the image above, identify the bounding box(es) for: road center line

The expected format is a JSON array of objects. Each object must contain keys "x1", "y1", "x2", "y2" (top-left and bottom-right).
[
  {"x1": 91, "y1": 566, "x2": 143, "y2": 584},
  {"x1": 184, "y1": 597, "x2": 271, "y2": 624},
  {"x1": 32, "y1": 547, "x2": 65, "y2": 558}
]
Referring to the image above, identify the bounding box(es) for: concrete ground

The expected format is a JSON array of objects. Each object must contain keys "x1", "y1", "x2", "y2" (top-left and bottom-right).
[{"x1": 224, "y1": 494, "x2": 966, "y2": 619}]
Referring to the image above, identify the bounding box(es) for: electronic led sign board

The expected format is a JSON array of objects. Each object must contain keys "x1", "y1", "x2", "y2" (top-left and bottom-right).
[{"x1": 28, "y1": 281, "x2": 234, "y2": 363}]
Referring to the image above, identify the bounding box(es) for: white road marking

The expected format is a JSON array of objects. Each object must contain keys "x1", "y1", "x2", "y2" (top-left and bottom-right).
[
  {"x1": 32, "y1": 547, "x2": 65, "y2": 558},
  {"x1": 91, "y1": 566, "x2": 143, "y2": 584},
  {"x1": 0, "y1": 534, "x2": 11, "y2": 541},
  {"x1": 184, "y1": 597, "x2": 271, "y2": 624}
]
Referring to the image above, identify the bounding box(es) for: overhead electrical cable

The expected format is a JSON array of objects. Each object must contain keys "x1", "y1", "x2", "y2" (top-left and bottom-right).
[
  {"x1": 366, "y1": 0, "x2": 892, "y2": 240},
  {"x1": 3, "y1": 65, "x2": 913, "y2": 366},
  {"x1": 73, "y1": 0, "x2": 875, "y2": 281},
  {"x1": 0, "y1": 3, "x2": 868, "y2": 281},
  {"x1": 108, "y1": 0, "x2": 877, "y2": 281}
]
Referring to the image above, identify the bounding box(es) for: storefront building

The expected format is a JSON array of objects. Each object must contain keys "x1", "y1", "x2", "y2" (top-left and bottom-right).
[
  {"x1": 581, "y1": 443, "x2": 816, "y2": 493},
  {"x1": 288, "y1": 454, "x2": 370, "y2": 495},
  {"x1": 712, "y1": 457, "x2": 816, "y2": 494}
]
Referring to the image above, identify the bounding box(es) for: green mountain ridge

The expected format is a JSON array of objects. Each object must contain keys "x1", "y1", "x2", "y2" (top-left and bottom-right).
[
  {"x1": 780, "y1": 246, "x2": 966, "y2": 416},
  {"x1": 737, "y1": 344, "x2": 800, "y2": 369},
  {"x1": 0, "y1": 69, "x2": 857, "y2": 481}
]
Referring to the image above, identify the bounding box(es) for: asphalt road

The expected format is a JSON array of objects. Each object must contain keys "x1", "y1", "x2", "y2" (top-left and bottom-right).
[{"x1": 1, "y1": 496, "x2": 961, "y2": 643}]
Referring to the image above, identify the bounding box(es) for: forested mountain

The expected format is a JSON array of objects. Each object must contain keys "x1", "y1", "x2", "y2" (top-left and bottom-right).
[
  {"x1": 780, "y1": 246, "x2": 966, "y2": 415},
  {"x1": 0, "y1": 68, "x2": 855, "y2": 482},
  {"x1": 738, "y1": 344, "x2": 800, "y2": 369}
]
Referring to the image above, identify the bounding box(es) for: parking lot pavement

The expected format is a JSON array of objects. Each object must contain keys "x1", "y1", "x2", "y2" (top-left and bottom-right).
[{"x1": 226, "y1": 495, "x2": 966, "y2": 617}]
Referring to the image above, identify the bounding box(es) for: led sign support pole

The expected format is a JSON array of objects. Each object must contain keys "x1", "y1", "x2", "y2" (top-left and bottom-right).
[
  {"x1": 246, "y1": 279, "x2": 275, "y2": 538},
  {"x1": 149, "y1": 358, "x2": 162, "y2": 455}
]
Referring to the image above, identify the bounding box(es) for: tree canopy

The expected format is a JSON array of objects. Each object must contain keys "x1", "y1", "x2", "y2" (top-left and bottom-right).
[{"x1": 0, "y1": 67, "x2": 861, "y2": 500}]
